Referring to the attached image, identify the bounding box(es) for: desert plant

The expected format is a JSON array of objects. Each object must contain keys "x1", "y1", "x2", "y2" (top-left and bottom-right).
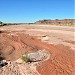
[{"x1": 21, "y1": 56, "x2": 31, "y2": 63}]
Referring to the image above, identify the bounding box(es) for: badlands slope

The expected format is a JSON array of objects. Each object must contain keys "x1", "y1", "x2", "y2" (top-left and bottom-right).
[{"x1": 0, "y1": 24, "x2": 75, "y2": 75}]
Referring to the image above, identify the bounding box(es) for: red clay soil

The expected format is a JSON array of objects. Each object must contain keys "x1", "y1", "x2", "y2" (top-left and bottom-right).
[
  {"x1": 0, "y1": 30, "x2": 43, "y2": 60},
  {"x1": 0, "y1": 30, "x2": 74, "y2": 75},
  {"x1": 37, "y1": 44, "x2": 74, "y2": 75}
]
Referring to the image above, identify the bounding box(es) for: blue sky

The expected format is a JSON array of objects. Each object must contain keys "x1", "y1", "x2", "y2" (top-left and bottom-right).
[{"x1": 0, "y1": 0, "x2": 74, "y2": 23}]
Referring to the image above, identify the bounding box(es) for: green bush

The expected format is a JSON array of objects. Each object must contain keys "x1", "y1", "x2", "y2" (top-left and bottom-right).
[{"x1": 21, "y1": 56, "x2": 31, "y2": 63}]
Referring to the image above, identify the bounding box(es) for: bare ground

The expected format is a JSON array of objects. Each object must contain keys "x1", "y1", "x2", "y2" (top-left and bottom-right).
[{"x1": 0, "y1": 24, "x2": 75, "y2": 75}]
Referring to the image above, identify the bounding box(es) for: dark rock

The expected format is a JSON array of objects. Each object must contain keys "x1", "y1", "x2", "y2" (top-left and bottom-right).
[{"x1": 0, "y1": 60, "x2": 8, "y2": 68}]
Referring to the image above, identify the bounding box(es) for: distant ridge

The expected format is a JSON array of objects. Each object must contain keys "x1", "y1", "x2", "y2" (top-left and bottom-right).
[
  {"x1": 35, "y1": 19, "x2": 75, "y2": 25},
  {"x1": 0, "y1": 19, "x2": 75, "y2": 26}
]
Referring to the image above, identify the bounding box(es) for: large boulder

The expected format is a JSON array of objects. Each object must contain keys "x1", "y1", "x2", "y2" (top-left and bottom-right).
[{"x1": 25, "y1": 50, "x2": 50, "y2": 62}]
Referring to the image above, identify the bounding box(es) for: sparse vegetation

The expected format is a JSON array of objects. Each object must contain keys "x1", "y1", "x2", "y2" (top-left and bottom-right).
[
  {"x1": 21, "y1": 56, "x2": 31, "y2": 63},
  {"x1": 0, "y1": 21, "x2": 19, "y2": 26},
  {"x1": 0, "y1": 21, "x2": 8, "y2": 26}
]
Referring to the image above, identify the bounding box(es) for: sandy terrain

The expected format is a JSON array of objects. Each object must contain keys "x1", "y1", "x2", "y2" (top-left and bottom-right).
[{"x1": 0, "y1": 24, "x2": 75, "y2": 75}]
